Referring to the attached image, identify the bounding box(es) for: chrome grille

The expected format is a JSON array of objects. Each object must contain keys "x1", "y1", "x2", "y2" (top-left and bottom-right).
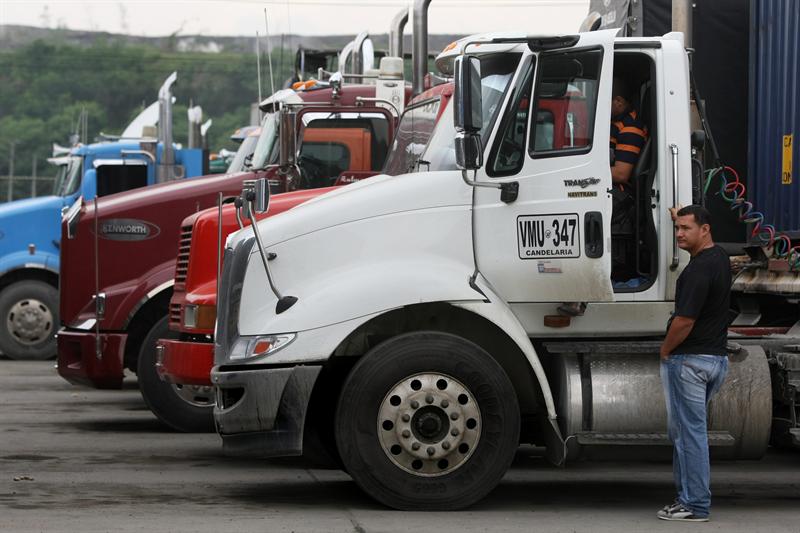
[{"x1": 174, "y1": 225, "x2": 193, "y2": 285}]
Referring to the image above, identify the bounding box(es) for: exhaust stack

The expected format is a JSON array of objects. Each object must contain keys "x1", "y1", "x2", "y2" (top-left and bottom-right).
[
  {"x1": 157, "y1": 71, "x2": 178, "y2": 183},
  {"x1": 187, "y1": 105, "x2": 203, "y2": 149},
  {"x1": 672, "y1": 0, "x2": 693, "y2": 48},
  {"x1": 390, "y1": 6, "x2": 409, "y2": 58},
  {"x1": 412, "y1": 0, "x2": 432, "y2": 96}
]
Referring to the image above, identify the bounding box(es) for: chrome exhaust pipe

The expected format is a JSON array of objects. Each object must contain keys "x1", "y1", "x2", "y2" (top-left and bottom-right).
[
  {"x1": 157, "y1": 71, "x2": 177, "y2": 183},
  {"x1": 672, "y1": 0, "x2": 693, "y2": 48},
  {"x1": 390, "y1": 6, "x2": 409, "y2": 58},
  {"x1": 412, "y1": 0, "x2": 432, "y2": 96}
]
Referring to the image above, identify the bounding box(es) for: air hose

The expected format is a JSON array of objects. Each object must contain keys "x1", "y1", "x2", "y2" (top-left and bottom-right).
[{"x1": 703, "y1": 165, "x2": 800, "y2": 269}]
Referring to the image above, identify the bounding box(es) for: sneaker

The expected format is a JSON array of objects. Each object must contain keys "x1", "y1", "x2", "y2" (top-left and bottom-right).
[
  {"x1": 657, "y1": 504, "x2": 709, "y2": 522},
  {"x1": 660, "y1": 500, "x2": 681, "y2": 513}
]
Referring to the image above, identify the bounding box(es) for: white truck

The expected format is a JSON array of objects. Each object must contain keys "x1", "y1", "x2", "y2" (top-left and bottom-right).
[{"x1": 210, "y1": 28, "x2": 798, "y2": 510}]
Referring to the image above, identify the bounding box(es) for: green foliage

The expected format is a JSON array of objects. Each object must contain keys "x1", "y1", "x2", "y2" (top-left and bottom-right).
[{"x1": 0, "y1": 39, "x2": 297, "y2": 179}]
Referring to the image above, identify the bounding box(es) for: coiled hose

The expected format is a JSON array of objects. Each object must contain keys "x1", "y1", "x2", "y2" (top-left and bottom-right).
[{"x1": 704, "y1": 165, "x2": 800, "y2": 269}]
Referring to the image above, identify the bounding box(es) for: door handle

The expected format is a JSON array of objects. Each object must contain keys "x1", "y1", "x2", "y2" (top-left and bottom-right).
[
  {"x1": 584, "y1": 211, "x2": 603, "y2": 259},
  {"x1": 670, "y1": 144, "x2": 679, "y2": 271}
]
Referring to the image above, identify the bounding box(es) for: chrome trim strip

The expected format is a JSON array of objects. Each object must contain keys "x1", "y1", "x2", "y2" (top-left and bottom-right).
[{"x1": 121, "y1": 279, "x2": 176, "y2": 330}]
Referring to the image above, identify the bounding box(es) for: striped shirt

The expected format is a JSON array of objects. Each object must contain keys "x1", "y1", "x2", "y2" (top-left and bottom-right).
[{"x1": 611, "y1": 109, "x2": 648, "y2": 166}]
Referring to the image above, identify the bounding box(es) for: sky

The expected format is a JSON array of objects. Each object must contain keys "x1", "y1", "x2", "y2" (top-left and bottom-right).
[{"x1": 0, "y1": 0, "x2": 590, "y2": 37}]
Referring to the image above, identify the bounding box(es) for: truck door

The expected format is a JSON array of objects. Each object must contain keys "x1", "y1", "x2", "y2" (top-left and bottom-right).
[{"x1": 473, "y1": 30, "x2": 616, "y2": 303}]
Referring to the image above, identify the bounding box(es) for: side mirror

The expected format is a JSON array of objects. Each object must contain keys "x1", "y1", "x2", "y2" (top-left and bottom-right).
[
  {"x1": 455, "y1": 132, "x2": 483, "y2": 171},
  {"x1": 279, "y1": 108, "x2": 298, "y2": 169},
  {"x1": 454, "y1": 55, "x2": 483, "y2": 133},
  {"x1": 253, "y1": 177, "x2": 270, "y2": 214}
]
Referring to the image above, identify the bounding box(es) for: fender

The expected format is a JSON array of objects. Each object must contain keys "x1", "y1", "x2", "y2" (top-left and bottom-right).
[
  {"x1": 113, "y1": 259, "x2": 176, "y2": 329},
  {"x1": 454, "y1": 273, "x2": 567, "y2": 465},
  {"x1": 0, "y1": 251, "x2": 59, "y2": 280}
]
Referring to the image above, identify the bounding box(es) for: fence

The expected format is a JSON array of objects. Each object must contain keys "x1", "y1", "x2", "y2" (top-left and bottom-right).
[{"x1": 0, "y1": 176, "x2": 57, "y2": 202}]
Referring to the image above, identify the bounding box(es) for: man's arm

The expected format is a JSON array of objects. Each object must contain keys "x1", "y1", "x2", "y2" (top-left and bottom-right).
[{"x1": 660, "y1": 315, "x2": 696, "y2": 359}]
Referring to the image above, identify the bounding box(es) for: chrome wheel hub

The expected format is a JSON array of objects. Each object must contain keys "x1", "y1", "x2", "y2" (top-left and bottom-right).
[
  {"x1": 378, "y1": 372, "x2": 481, "y2": 476},
  {"x1": 7, "y1": 298, "x2": 53, "y2": 346},
  {"x1": 172, "y1": 384, "x2": 215, "y2": 407}
]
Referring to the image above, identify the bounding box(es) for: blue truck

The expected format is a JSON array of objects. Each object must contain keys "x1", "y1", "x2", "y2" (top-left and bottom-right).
[{"x1": 0, "y1": 72, "x2": 206, "y2": 360}]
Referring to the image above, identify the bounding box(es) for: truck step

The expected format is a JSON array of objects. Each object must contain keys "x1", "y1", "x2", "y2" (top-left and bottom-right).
[{"x1": 575, "y1": 431, "x2": 735, "y2": 447}]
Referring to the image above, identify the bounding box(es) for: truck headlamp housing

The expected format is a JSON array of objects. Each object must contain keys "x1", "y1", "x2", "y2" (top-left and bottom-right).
[
  {"x1": 183, "y1": 304, "x2": 216, "y2": 331},
  {"x1": 231, "y1": 334, "x2": 296, "y2": 361}
]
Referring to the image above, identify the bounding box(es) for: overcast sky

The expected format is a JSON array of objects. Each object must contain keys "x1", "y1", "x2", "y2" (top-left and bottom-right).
[{"x1": 1, "y1": 0, "x2": 589, "y2": 37}]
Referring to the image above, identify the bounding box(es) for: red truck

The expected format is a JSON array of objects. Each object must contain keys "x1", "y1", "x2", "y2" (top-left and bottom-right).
[{"x1": 57, "y1": 78, "x2": 405, "y2": 432}]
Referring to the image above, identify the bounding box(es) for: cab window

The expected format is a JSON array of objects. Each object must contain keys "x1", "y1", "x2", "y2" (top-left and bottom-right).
[{"x1": 529, "y1": 48, "x2": 602, "y2": 158}]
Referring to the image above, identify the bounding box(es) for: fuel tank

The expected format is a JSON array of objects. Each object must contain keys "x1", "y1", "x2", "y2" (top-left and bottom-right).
[{"x1": 547, "y1": 342, "x2": 771, "y2": 460}]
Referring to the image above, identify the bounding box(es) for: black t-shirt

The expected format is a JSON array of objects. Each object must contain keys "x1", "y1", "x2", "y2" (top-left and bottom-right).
[{"x1": 670, "y1": 245, "x2": 731, "y2": 356}]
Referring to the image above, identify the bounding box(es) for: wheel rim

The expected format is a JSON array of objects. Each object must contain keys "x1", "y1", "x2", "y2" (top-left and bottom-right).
[
  {"x1": 7, "y1": 298, "x2": 53, "y2": 346},
  {"x1": 172, "y1": 384, "x2": 215, "y2": 408},
  {"x1": 378, "y1": 372, "x2": 481, "y2": 477}
]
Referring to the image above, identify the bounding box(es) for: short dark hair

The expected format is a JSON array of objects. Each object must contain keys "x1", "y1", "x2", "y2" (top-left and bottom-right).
[{"x1": 677, "y1": 204, "x2": 712, "y2": 228}]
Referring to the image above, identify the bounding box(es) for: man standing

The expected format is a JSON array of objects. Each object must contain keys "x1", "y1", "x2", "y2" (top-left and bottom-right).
[{"x1": 657, "y1": 205, "x2": 731, "y2": 522}]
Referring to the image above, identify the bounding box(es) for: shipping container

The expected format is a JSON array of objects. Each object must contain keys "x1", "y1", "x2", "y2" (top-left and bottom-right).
[{"x1": 749, "y1": 0, "x2": 800, "y2": 236}]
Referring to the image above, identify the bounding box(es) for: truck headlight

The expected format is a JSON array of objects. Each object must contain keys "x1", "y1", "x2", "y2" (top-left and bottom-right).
[
  {"x1": 183, "y1": 304, "x2": 216, "y2": 330},
  {"x1": 230, "y1": 334, "x2": 296, "y2": 361}
]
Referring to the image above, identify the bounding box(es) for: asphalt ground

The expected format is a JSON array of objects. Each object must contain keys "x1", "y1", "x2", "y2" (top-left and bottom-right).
[{"x1": 1, "y1": 360, "x2": 799, "y2": 533}]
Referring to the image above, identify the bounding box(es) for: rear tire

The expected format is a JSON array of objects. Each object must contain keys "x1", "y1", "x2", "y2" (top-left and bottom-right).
[
  {"x1": 335, "y1": 331, "x2": 520, "y2": 510},
  {"x1": 0, "y1": 280, "x2": 58, "y2": 360},
  {"x1": 137, "y1": 315, "x2": 214, "y2": 432}
]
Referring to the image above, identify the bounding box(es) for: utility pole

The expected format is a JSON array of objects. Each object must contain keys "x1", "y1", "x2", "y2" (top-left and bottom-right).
[
  {"x1": 31, "y1": 155, "x2": 37, "y2": 198},
  {"x1": 7, "y1": 142, "x2": 15, "y2": 202}
]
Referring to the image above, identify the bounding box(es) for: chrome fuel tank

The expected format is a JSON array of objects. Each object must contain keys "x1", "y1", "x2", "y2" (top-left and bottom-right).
[{"x1": 547, "y1": 343, "x2": 771, "y2": 460}]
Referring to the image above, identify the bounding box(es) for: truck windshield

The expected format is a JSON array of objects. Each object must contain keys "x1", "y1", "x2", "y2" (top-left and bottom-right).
[
  {"x1": 383, "y1": 52, "x2": 521, "y2": 176},
  {"x1": 52, "y1": 156, "x2": 82, "y2": 197},
  {"x1": 226, "y1": 134, "x2": 260, "y2": 174},
  {"x1": 251, "y1": 113, "x2": 279, "y2": 170}
]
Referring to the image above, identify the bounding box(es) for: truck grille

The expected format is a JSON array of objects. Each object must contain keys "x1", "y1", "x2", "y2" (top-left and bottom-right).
[
  {"x1": 175, "y1": 225, "x2": 193, "y2": 285},
  {"x1": 169, "y1": 302, "x2": 182, "y2": 329}
]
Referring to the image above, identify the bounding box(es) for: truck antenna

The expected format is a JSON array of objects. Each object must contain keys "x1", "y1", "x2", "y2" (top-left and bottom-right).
[
  {"x1": 255, "y1": 31, "x2": 263, "y2": 113},
  {"x1": 264, "y1": 8, "x2": 276, "y2": 98}
]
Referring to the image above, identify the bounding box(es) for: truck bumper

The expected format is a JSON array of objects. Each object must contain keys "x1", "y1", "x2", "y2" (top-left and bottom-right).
[
  {"x1": 211, "y1": 365, "x2": 322, "y2": 458},
  {"x1": 57, "y1": 329, "x2": 127, "y2": 389},
  {"x1": 156, "y1": 339, "x2": 214, "y2": 386}
]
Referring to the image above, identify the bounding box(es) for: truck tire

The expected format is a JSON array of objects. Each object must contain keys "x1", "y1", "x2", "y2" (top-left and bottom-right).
[
  {"x1": 335, "y1": 331, "x2": 520, "y2": 510},
  {"x1": 0, "y1": 280, "x2": 58, "y2": 360},
  {"x1": 137, "y1": 315, "x2": 215, "y2": 432}
]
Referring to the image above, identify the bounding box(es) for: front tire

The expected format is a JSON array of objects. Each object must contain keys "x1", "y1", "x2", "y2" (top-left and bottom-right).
[
  {"x1": 137, "y1": 315, "x2": 215, "y2": 432},
  {"x1": 335, "y1": 331, "x2": 520, "y2": 510},
  {"x1": 0, "y1": 280, "x2": 58, "y2": 360}
]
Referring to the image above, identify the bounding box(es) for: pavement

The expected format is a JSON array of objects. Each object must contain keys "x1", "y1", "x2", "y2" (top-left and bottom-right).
[{"x1": 1, "y1": 360, "x2": 799, "y2": 533}]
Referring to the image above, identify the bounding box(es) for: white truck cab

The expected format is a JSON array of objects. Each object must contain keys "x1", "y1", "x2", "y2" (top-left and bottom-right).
[{"x1": 211, "y1": 30, "x2": 773, "y2": 510}]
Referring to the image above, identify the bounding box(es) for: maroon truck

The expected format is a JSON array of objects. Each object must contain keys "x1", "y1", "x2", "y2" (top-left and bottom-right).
[{"x1": 57, "y1": 79, "x2": 405, "y2": 431}]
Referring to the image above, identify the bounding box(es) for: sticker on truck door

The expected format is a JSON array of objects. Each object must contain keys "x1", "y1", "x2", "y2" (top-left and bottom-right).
[{"x1": 517, "y1": 214, "x2": 580, "y2": 259}]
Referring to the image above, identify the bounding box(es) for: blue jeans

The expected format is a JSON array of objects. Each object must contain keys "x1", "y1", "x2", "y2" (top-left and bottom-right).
[{"x1": 660, "y1": 354, "x2": 729, "y2": 517}]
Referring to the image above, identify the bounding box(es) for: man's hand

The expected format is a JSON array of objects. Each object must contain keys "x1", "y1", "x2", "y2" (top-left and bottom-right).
[
  {"x1": 669, "y1": 204, "x2": 684, "y2": 221},
  {"x1": 660, "y1": 315, "x2": 696, "y2": 361}
]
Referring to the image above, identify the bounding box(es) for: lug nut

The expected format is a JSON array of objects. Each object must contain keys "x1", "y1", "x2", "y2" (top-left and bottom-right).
[
  {"x1": 410, "y1": 400, "x2": 419, "y2": 409},
  {"x1": 440, "y1": 399, "x2": 449, "y2": 408},
  {"x1": 451, "y1": 428, "x2": 459, "y2": 436},
  {"x1": 425, "y1": 394, "x2": 434, "y2": 404},
  {"x1": 450, "y1": 412, "x2": 459, "y2": 421},
  {"x1": 442, "y1": 441, "x2": 451, "y2": 450},
  {"x1": 402, "y1": 429, "x2": 411, "y2": 438},
  {"x1": 402, "y1": 414, "x2": 411, "y2": 422},
  {"x1": 412, "y1": 442, "x2": 421, "y2": 451},
  {"x1": 427, "y1": 447, "x2": 435, "y2": 456}
]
